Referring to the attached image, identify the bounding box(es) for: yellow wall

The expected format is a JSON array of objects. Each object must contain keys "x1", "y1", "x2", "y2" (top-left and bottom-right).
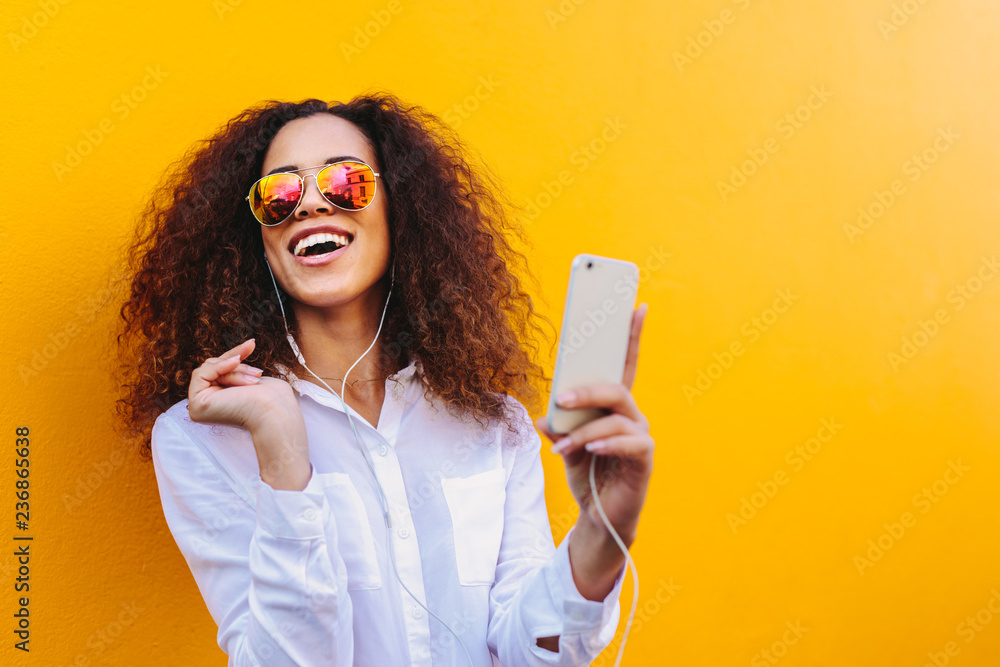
[{"x1": 3, "y1": 0, "x2": 999, "y2": 664}]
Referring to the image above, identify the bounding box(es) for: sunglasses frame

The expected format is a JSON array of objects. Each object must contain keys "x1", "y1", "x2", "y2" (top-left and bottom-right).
[{"x1": 245, "y1": 160, "x2": 381, "y2": 226}]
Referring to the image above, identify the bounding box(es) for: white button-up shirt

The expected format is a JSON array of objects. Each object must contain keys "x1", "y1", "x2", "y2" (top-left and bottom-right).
[{"x1": 151, "y1": 356, "x2": 624, "y2": 666}]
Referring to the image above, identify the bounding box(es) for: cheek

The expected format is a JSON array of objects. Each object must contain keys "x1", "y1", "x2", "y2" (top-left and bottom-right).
[
  {"x1": 260, "y1": 229, "x2": 283, "y2": 256},
  {"x1": 361, "y1": 208, "x2": 391, "y2": 252}
]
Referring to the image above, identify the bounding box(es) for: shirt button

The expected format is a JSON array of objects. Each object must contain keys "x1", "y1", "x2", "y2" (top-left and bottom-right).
[
  {"x1": 397, "y1": 527, "x2": 410, "y2": 539},
  {"x1": 412, "y1": 607, "x2": 424, "y2": 619},
  {"x1": 377, "y1": 445, "x2": 388, "y2": 456}
]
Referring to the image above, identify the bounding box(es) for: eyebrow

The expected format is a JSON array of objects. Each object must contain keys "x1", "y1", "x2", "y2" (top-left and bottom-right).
[{"x1": 265, "y1": 155, "x2": 367, "y2": 177}]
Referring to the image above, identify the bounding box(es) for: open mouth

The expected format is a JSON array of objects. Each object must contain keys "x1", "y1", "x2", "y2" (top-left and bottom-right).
[{"x1": 291, "y1": 232, "x2": 353, "y2": 258}]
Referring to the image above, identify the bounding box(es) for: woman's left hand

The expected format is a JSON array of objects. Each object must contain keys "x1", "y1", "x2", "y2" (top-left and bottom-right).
[{"x1": 535, "y1": 303, "x2": 653, "y2": 549}]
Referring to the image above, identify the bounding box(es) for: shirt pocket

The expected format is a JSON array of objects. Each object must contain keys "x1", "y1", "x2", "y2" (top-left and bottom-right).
[
  {"x1": 440, "y1": 467, "x2": 507, "y2": 586},
  {"x1": 316, "y1": 472, "x2": 383, "y2": 591}
]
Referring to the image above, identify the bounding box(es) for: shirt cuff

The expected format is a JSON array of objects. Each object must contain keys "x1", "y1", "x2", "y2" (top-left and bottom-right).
[
  {"x1": 254, "y1": 465, "x2": 328, "y2": 540},
  {"x1": 556, "y1": 525, "x2": 627, "y2": 634}
]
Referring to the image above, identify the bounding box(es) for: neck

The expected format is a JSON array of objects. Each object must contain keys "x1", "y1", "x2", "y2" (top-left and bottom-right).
[{"x1": 290, "y1": 277, "x2": 400, "y2": 392}]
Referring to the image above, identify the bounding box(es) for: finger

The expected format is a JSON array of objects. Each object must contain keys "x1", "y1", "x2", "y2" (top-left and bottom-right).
[
  {"x1": 204, "y1": 353, "x2": 244, "y2": 381},
  {"x1": 217, "y1": 369, "x2": 263, "y2": 386},
  {"x1": 582, "y1": 433, "x2": 655, "y2": 462},
  {"x1": 188, "y1": 339, "x2": 255, "y2": 398},
  {"x1": 221, "y1": 338, "x2": 256, "y2": 361},
  {"x1": 234, "y1": 363, "x2": 264, "y2": 376},
  {"x1": 549, "y1": 413, "x2": 641, "y2": 456},
  {"x1": 554, "y1": 382, "x2": 642, "y2": 423},
  {"x1": 622, "y1": 303, "x2": 648, "y2": 391},
  {"x1": 189, "y1": 354, "x2": 239, "y2": 399}
]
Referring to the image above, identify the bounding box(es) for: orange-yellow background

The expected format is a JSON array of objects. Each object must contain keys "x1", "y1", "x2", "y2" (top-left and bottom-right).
[{"x1": 2, "y1": 0, "x2": 999, "y2": 664}]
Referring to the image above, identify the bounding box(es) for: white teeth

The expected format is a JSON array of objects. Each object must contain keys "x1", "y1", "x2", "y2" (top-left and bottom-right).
[{"x1": 293, "y1": 232, "x2": 350, "y2": 257}]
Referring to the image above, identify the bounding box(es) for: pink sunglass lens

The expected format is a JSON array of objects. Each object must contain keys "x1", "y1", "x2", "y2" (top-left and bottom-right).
[
  {"x1": 251, "y1": 174, "x2": 301, "y2": 225},
  {"x1": 317, "y1": 162, "x2": 375, "y2": 211}
]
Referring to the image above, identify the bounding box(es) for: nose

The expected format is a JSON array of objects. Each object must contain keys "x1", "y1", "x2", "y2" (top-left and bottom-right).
[{"x1": 293, "y1": 171, "x2": 333, "y2": 219}]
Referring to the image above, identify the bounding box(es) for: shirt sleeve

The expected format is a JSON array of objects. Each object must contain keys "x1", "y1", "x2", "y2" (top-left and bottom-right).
[
  {"x1": 486, "y1": 402, "x2": 626, "y2": 665},
  {"x1": 151, "y1": 411, "x2": 354, "y2": 666}
]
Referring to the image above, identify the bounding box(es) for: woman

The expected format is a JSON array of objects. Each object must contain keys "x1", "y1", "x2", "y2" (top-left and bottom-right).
[{"x1": 115, "y1": 92, "x2": 654, "y2": 665}]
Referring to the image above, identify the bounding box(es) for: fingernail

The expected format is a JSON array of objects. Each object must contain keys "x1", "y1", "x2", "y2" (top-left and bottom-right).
[
  {"x1": 556, "y1": 392, "x2": 576, "y2": 407},
  {"x1": 551, "y1": 437, "x2": 571, "y2": 454},
  {"x1": 241, "y1": 373, "x2": 261, "y2": 384},
  {"x1": 585, "y1": 440, "x2": 606, "y2": 453},
  {"x1": 247, "y1": 367, "x2": 264, "y2": 376}
]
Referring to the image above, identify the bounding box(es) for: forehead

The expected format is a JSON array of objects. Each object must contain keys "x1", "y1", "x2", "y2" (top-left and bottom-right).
[{"x1": 261, "y1": 114, "x2": 375, "y2": 176}]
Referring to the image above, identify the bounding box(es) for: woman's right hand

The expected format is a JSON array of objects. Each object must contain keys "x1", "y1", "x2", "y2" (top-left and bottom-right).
[{"x1": 187, "y1": 338, "x2": 312, "y2": 490}]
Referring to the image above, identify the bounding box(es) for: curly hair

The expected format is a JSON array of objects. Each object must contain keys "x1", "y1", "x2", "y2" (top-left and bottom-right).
[{"x1": 113, "y1": 91, "x2": 554, "y2": 459}]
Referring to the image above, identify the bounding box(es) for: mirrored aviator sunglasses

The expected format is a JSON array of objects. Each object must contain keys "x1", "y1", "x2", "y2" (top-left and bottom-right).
[{"x1": 246, "y1": 160, "x2": 380, "y2": 226}]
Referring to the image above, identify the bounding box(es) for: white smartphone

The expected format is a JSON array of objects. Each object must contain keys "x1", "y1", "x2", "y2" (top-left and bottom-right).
[{"x1": 546, "y1": 254, "x2": 639, "y2": 435}]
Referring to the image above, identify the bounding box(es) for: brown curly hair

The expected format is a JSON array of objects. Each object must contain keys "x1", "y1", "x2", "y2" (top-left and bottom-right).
[{"x1": 113, "y1": 91, "x2": 554, "y2": 459}]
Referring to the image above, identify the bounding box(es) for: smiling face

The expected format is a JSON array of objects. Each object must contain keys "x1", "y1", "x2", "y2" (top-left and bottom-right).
[{"x1": 258, "y1": 113, "x2": 391, "y2": 311}]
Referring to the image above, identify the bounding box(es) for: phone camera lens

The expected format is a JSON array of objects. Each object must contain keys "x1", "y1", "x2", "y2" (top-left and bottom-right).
[{"x1": 586, "y1": 261, "x2": 593, "y2": 269}]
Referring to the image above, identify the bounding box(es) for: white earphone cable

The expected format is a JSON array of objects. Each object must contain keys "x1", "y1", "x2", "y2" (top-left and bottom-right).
[{"x1": 588, "y1": 455, "x2": 639, "y2": 666}]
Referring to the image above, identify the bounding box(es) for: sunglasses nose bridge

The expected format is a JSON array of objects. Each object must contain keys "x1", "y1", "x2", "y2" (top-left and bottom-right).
[
  {"x1": 299, "y1": 170, "x2": 320, "y2": 193},
  {"x1": 294, "y1": 170, "x2": 330, "y2": 213}
]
